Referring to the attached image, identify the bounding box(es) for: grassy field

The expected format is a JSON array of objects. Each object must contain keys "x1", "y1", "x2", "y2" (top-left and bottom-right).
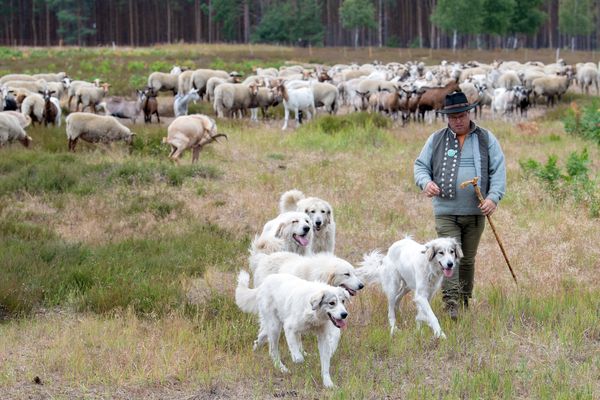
[{"x1": 0, "y1": 45, "x2": 599, "y2": 399}]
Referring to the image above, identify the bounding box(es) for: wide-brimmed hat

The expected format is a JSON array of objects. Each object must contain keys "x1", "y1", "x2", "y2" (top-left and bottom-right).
[{"x1": 438, "y1": 91, "x2": 478, "y2": 114}]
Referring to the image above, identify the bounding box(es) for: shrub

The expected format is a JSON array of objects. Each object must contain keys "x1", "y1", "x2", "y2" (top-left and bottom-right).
[
  {"x1": 520, "y1": 149, "x2": 599, "y2": 217},
  {"x1": 563, "y1": 100, "x2": 600, "y2": 145}
]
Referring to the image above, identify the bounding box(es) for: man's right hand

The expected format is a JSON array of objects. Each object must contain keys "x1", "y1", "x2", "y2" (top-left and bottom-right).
[{"x1": 424, "y1": 181, "x2": 440, "y2": 197}]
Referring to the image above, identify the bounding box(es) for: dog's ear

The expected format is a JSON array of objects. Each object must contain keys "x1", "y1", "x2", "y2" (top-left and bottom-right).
[
  {"x1": 326, "y1": 272, "x2": 336, "y2": 286},
  {"x1": 454, "y1": 241, "x2": 464, "y2": 260},
  {"x1": 310, "y1": 291, "x2": 325, "y2": 310},
  {"x1": 274, "y1": 222, "x2": 286, "y2": 238},
  {"x1": 423, "y1": 245, "x2": 436, "y2": 261}
]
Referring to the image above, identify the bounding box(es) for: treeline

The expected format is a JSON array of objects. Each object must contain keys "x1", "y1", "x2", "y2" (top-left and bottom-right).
[{"x1": 2, "y1": 0, "x2": 600, "y2": 50}]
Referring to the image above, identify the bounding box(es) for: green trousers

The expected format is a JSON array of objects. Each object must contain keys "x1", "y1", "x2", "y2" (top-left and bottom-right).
[{"x1": 435, "y1": 215, "x2": 486, "y2": 306}]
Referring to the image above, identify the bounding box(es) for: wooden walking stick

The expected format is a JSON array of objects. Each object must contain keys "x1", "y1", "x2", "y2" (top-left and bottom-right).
[{"x1": 460, "y1": 177, "x2": 518, "y2": 285}]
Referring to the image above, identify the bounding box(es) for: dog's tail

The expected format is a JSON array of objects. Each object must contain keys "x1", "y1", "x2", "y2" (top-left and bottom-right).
[
  {"x1": 249, "y1": 234, "x2": 283, "y2": 258},
  {"x1": 355, "y1": 250, "x2": 385, "y2": 285},
  {"x1": 279, "y1": 189, "x2": 306, "y2": 213},
  {"x1": 248, "y1": 246, "x2": 268, "y2": 273},
  {"x1": 235, "y1": 270, "x2": 259, "y2": 314}
]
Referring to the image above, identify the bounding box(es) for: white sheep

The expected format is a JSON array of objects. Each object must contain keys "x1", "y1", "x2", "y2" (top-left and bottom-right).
[
  {"x1": 147, "y1": 67, "x2": 182, "y2": 95},
  {"x1": 21, "y1": 93, "x2": 45, "y2": 125},
  {"x1": 190, "y1": 69, "x2": 231, "y2": 99},
  {"x1": 576, "y1": 65, "x2": 599, "y2": 95},
  {"x1": 174, "y1": 88, "x2": 201, "y2": 117},
  {"x1": 163, "y1": 114, "x2": 227, "y2": 164},
  {"x1": 76, "y1": 83, "x2": 110, "y2": 113},
  {"x1": 4, "y1": 79, "x2": 48, "y2": 93},
  {"x1": 249, "y1": 87, "x2": 280, "y2": 121},
  {"x1": 496, "y1": 71, "x2": 521, "y2": 89},
  {"x1": 0, "y1": 113, "x2": 32, "y2": 147},
  {"x1": 0, "y1": 110, "x2": 32, "y2": 128},
  {"x1": 32, "y1": 72, "x2": 68, "y2": 82},
  {"x1": 0, "y1": 74, "x2": 35, "y2": 84},
  {"x1": 532, "y1": 74, "x2": 571, "y2": 106},
  {"x1": 65, "y1": 112, "x2": 135, "y2": 152},
  {"x1": 311, "y1": 81, "x2": 339, "y2": 114},
  {"x1": 67, "y1": 79, "x2": 101, "y2": 110},
  {"x1": 213, "y1": 83, "x2": 259, "y2": 118}
]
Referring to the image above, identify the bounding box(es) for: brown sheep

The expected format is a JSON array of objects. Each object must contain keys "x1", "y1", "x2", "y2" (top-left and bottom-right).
[{"x1": 163, "y1": 114, "x2": 227, "y2": 164}]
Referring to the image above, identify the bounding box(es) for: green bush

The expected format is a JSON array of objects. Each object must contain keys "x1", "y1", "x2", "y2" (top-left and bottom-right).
[
  {"x1": 563, "y1": 100, "x2": 600, "y2": 145},
  {"x1": 520, "y1": 149, "x2": 599, "y2": 217},
  {"x1": 286, "y1": 112, "x2": 393, "y2": 151}
]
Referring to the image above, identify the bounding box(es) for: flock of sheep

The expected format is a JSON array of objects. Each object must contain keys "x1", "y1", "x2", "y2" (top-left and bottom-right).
[{"x1": 1, "y1": 57, "x2": 599, "y2": 157}]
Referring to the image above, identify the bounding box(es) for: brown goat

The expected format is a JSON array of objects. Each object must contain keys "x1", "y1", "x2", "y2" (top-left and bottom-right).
[
  {"x1": 416, "y1": 78, "x2": 461, "y2": 121},
  {"x1": 142, "y1": 88, "x2": 160, "y2": 123},
  {"x1": 40, "y1": 89, "x2": 59, "y2": 126}
]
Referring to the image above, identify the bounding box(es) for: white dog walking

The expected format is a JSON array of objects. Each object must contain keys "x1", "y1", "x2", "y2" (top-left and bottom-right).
[
  {"x1": 357, "y1": 237, "x2": 463, "y2": 339},
  {"x1": 235, "y1": 271, "x2": 349, "y2": 388},
  {"x1": 250, "y1": 211, "x2": 313, "y2": 256},
  {"x1": 250, "y1": 251, "x2": 364, "y2": 296},
  {"x1": 279, "y1": 189, "x2": 336, "y2": 254}
]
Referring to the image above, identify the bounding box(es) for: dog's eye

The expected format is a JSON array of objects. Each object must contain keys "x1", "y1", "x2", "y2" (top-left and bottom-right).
[
  {"x1": 292, "y1": 220, "x2": 298, "y2": 223},
  {"x1": 344, "y1": 273, "x2": 350, "y2": 277},
  {"x1": 305, "y1": 209, "x2": 309, "y2": 213},
  {"x1": 329, "y1": 301, "x2": 336, "y2": 306},
  {"x1": 311, "y1": 210, "x2": 316, "y2": 213},
  {"x1": 327, "y1": 210, "x2": 331, "y2": 214}
]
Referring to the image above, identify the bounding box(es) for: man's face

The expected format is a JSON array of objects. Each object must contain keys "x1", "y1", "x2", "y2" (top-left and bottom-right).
[{"x1": 447, "y1": 111, "x2": 470, "y2": 135}]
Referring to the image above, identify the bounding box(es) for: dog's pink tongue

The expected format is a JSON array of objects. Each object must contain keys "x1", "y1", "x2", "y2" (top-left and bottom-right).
[
  {"x1": 443, "y1": 268, "x2": 454, "y2": 278},
  {"x1": 337, "y1": 319, "x2": 347, "y2": 330},
  {"x1": 295, "y1": 235, "x2": 309, "y2": 246}
]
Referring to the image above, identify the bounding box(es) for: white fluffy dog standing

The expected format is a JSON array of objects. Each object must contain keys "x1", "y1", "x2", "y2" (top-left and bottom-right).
[
  {"x1": 251, "y1": 211, "x2": 313, "y2": 255},
  {"x1": 357, "y1": 237, "x2": 463, "y2": 339},
  {"x1": 250, "y1": 251, "x2": 364, "y2": 296},
  {"x1": 235, "y1": 271, "x2": 349, "y2": 388},
  {"x1": 279, "y1": 189, "x2": 336, "y2": 254}
]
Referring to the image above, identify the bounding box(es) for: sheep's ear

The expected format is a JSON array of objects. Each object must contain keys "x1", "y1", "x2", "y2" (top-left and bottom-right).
[
  {"x1": 310, "y1": 291, "x2": 325, "y2": 310},
  {"x1": 38, "y1": 90, "x2": 44, "y2": 95},
  {"x1": 50, "y1": 91, "x2": 56, "y2": 95}
]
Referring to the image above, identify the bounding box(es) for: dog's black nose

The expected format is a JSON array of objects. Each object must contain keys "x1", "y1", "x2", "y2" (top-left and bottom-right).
[
  {"x1": 303, "y1": 225, "x2": 310, "y2": 233},
  {"x1": 315, "y1": 220, "x2": 322, "y2": 226},
  {"x1": 358, "y1": 283, "x2": 364, "y2": 290},
  {"x1": 447, "y1": 261, "x2": 454, "y2": 268},
  {"x1": 340, "y1": 312, "x2": 348, "y2": 319}
]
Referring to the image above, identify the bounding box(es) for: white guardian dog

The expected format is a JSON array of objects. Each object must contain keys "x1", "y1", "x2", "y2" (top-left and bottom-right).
[
  {"x1": 250, "y1": 251, "x2": 364, "y2": 296},
  {"x1": 279, "y1": 189, "x2": 336, "y2": 254},
  {"x1": 357, "y1": 237, "x2": 463, "y2": 339},
  {"x1": 235, "y1": 271, "x2": 349, "y2": 388},
  {"x1": 251, "y1": 211, "x2": 313, "y2": 256}
]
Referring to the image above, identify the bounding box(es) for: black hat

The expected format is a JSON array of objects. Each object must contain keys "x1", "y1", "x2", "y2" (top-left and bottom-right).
[{"x1": 438, "y1": 91, "x2": 478, "y2": 114}]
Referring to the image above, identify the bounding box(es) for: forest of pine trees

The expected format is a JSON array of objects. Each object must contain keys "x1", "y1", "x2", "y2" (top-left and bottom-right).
[{"x1": 1, "y1": 0, "x2": 599, "y2": 50}]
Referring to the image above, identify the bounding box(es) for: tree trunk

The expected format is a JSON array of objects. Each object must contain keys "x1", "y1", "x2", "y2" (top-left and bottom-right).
[
  {"x1": 167, "y1": 1, "x2": 172, "y2": 43},
  {"x1": 354, "y1": 28, "x2": 358, "y2": 48},
  {"x1": 46, "y1": 1, "x2": 50, "y2": 46},
  {"x1": 452, "y1": 30, "x2": 457, "y2": 52},
  {"x1": 417, "y1": 0, "x2": 423, "y2": 48},
  {"x1": 378, "y1": 0, "x2": 383, "y2": 47},
  {"x1": 129, "y1": 0, "x2": 134, "y2": 46},
  {"x1": 32, "y1": 0, "x2": 37, "y2": 46},
  {"x1": 243, "y1": 0, "x2": 250, "y2": 43},
  {"x1": 195, "y1": 0, "x2": 202, "y2": 43},
  {"x1": 208, "y1": 0, "x2": 213, "y2": 43}
]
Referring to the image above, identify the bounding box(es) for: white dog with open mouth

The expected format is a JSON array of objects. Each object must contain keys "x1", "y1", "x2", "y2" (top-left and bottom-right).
[
  {"x1": 357, "y1": 237, "x2": 463, "y2": 339},
  {"x1": 279, "y1": 189, "x2": 335, "y2": 254},
  {"x1": 250, "y1": 251, "x2": 364, "y2": 297},
  {"x1": 236, "y1": 271, "x2": 349, "y2": 388},
  {"x1": 250, "y1": 211, "x2": 313, "y2": 255}
]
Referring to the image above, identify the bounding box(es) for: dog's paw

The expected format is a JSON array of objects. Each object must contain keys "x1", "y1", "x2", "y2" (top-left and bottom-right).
[
  {"x1": 278, "y1": 363, "x2": 290, "y2": 374},
  {"x1": 438, "y1": 332, "x2": 447, "y2": 340},
  {"x1": 389, "y1": 326, "x2": 396, "y2": 336},
  {"x1": 323, "y1": 377, "x2": 336, "y2": 388},
  {"x1": 291, "y1": 353, "x2": 305, "y2": 363}
]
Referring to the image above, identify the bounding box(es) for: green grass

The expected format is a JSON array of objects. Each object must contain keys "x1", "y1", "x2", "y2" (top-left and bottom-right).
[
  {"x1": 0, "y1": 219, "x2": 247, "y2": 316},
  {"x1": 0, "y1": 45, "x2": 599, "y2": 398}
]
